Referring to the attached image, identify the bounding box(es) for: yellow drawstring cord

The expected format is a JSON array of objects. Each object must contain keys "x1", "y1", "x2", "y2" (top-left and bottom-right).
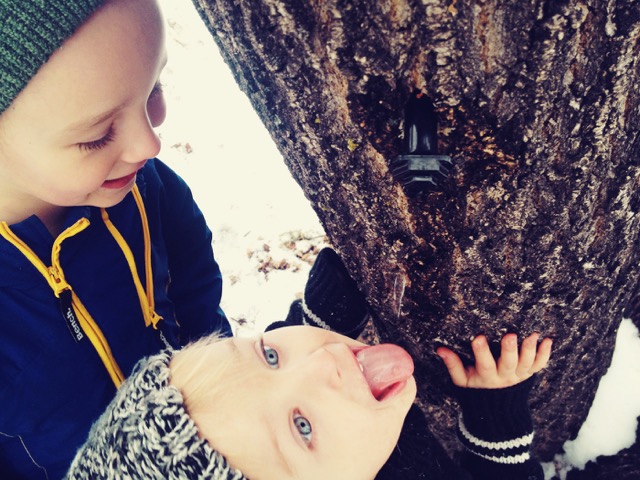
[
  {"x1": 132, "y1": 185, "x2": 162, "y2": 327},
  {"x1": 0, "y1": 219, "x2": 125, "y2": 387},
  {"x1": 0, "y1": 184, "x2": 162, "y2": 388},
  {"x1": 101, "y1": 187, "x2": 162, "y2": 328}
]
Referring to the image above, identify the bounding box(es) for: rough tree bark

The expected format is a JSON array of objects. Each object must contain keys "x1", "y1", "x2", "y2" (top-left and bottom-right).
[{"x1": 190, "y1": 0, "x2": 640, "y2": 476}]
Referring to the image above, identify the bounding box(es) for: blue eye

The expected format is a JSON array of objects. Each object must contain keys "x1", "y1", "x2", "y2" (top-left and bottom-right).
[
  {"x1": 294, "y1": 414, "x2": 312, "y2": 445},
  {"x1": 260, "y1": 339, "x2": 279, "y2": 368}
]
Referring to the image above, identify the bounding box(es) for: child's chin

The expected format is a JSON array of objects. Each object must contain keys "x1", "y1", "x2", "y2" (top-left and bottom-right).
[
  {"x1": 87, "y1": 188, "x2": 132, "y2": 208},
  {"x1": 381, "y1": 376, "x2": 417, "y2": 410}
]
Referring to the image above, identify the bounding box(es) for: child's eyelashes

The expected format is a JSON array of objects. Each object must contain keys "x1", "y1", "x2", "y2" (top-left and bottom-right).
[
  {"x1": 149, "y1": 81, "x2": 164, "y2": 100},
  {"x1": 260, "y1": 337, "x2": 279, "y2": 369},
  {"x1": 293, "y1": 411, "x2": 313, "y2": 446},
  {"x1": 77, "y1": 125, "x2": 116, "y2": 152}
]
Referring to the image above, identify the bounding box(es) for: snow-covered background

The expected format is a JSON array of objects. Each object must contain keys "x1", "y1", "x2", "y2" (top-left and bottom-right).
[
  {"x1": 156, "y1": 1, "x2": 640, "y2": 478},
  {"x1": 156, "y1": 0, "x2": 328, "y2": 337}
]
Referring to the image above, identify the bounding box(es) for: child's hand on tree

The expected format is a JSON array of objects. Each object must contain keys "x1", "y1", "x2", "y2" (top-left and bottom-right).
[{"x1": 437, "y1": 333, "x2": 552, "y2": 389}]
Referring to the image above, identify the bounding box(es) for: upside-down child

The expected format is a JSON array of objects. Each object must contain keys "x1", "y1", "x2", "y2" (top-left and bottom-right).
[{"x1": 66, "y1": 323, "x2": 551, "y2": 479}]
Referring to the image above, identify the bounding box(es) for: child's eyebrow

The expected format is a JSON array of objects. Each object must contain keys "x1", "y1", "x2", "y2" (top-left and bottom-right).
[
  {"x1": 270, "y1": 419, "x2": 295, "y2": 475},
  {"x1": 259, "y1": 398, "x2": 296, "y2": 475},
  {"x1": 64, "y1": 104, "x2": 124, "y2": 133}
]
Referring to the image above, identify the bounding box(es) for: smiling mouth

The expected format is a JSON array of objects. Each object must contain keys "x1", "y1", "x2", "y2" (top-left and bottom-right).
[
  {"x1": 355, "y1": 344, "x2": 414, "y2": 401},
  {"x1": 102, "y1": 171, "x2": 137, "y2": 189}
]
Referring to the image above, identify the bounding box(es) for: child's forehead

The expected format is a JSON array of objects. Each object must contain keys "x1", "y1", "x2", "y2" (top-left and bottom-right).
[
  {"x1": 5, "y1": 0, "x2": 166, "y2": 129},
  {"x1": 0, "y1": 0, "x2": 107, "y2": 115},
  {"x1": 263, "y1": 324, "x2": 366, "y2": 346}
]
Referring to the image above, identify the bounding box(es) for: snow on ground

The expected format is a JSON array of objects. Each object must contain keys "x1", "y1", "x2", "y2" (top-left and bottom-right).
[
  {"x1": 157, "y1": 0, "x2": 640, "y2": 477},
  {"x1": 544, "y1": 318, "x2": 640, "y2": 479},
  {"x1": 156, "y1": 0, "x2": 327, "y2": 336}
]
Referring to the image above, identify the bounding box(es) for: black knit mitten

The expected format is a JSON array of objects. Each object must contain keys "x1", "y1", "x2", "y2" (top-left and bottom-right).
[
  {"x1": 453, "y1": 376, "x2": 544, "y2": 480},
  {"x1": 266, "y1": 248, "x2": 369, "y2": 339}
]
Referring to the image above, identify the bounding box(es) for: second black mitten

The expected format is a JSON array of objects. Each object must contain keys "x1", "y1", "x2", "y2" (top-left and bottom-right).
[{"x1": 266, "y1": 247, "x2": 369, "y2": 339}]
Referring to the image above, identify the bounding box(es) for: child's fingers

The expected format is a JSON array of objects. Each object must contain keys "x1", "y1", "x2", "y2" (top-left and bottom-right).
[
  {"x1": 497, "y1": 333, "x2": 519, "y2": 376},
  {"x1": 531, "y1": 337, "x2": 553, "y2": 373},
  {"x1": 516, "y1": 333, "x2": 540, "y2": 375},
  {"x1": 471, "y1": 335, "x2": 497, "y2": 376},
  {"x1": 437, "y1": 347, "x2": 469, "y2": 387}
]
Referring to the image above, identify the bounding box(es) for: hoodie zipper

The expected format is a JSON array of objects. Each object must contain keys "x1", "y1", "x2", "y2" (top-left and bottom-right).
[
  {"x1": 0, "y1": 218, "x2": 125, "y2": 387},
  {"x1": 0, "y1": 185, "x2": 162, "y2": 388}
]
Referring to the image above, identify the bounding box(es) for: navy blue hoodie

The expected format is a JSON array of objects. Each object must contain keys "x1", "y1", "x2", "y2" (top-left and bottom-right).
[{"x1": 0, "y1": 159, "x2": 231, "y2": 479}]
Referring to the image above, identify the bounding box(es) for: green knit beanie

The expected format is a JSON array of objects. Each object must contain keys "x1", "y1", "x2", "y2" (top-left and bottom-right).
[{"x1": 0, "y1": 0, "x2": 107, "y2": 115}]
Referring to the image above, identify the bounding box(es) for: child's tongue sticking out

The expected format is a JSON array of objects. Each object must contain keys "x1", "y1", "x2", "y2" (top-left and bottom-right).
[{"x1": 356, "y1": 344, "x2": 414, "y2": 400}]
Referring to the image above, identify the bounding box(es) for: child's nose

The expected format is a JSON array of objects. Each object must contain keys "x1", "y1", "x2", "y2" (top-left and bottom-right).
[
  {"x1": 297, "y1": 347, "x2": 343, "y2": 390},
  {"x1": 121, "y1": 115, "x2": 161, "y2": 163}
]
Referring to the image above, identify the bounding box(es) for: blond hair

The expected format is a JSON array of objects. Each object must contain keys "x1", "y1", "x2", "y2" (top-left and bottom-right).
[
  {"x1": 169, "y1": 333, "x2": 284, "y2": 477},
  {"x1": 169, "y1": 333, "x2": 235, "y2": 413}
]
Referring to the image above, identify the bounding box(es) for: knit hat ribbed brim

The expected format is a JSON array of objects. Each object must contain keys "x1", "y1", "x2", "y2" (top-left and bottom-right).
[
  {"x1": 0, "y1": 0, "x2": 107, "y2": 114},
  {"x1": 65, "y1": 350, "x2": 247, "y2": 480}
]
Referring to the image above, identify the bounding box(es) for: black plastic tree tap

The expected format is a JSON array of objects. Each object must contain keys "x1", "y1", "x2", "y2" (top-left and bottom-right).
[{"x1": 389, "y1": 93, "x2": 452, "y2": 195}]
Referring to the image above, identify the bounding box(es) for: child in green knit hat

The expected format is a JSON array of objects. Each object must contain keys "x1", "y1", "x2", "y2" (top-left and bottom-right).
[{"x1": 0, "y1": 0, "x2": 232, "y2": 476}]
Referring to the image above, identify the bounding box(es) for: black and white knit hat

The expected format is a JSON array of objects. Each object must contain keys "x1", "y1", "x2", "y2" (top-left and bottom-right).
[{"x1": 65, "y1": 350, "x2": 247, "y2": 480}]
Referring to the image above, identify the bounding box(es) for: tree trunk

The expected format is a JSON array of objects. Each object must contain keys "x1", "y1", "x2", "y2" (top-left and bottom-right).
[{"x1": 190, "y1": 0, "x2": 640, "y2": 474}]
